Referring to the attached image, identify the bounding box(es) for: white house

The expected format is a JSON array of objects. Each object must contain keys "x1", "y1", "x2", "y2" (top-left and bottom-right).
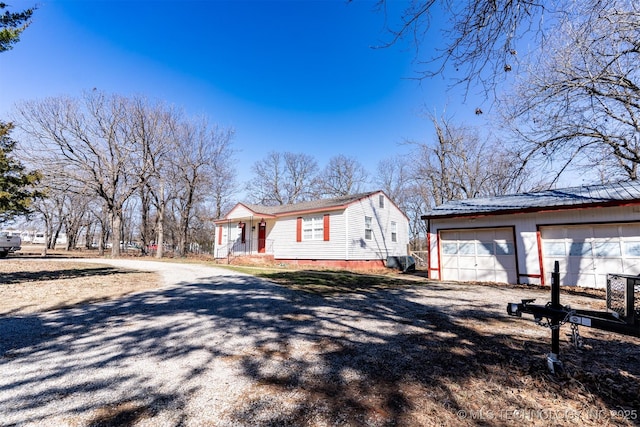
[
  {"x1": 214, "y1": 191, "x2": 410, "y2": 269},
  {"x1": 422, "y1": 181, "x2": 640, "y2": 288}
]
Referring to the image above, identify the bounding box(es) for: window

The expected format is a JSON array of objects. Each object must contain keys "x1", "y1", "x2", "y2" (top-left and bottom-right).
[
  {"x1": 302, "y1": 216, "x2": 324, "y2": 240},
  {"x1": 379, "y1": 195, "x2": 385, "y2": 208},
  {"x1": 391, "y1": 221, "x2": 397, "y2": 242},
  {"x1": 442, "y1": 242, "x2": 458, "y2": 254},
  {"x1": 365, "y1": 216, "x2": 372, "y2": 240}
]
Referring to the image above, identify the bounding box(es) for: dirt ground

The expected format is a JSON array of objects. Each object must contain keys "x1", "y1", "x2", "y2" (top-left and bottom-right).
[
  {"x1": 1, "y1": 248, "x2": 639, "y2": 426},
  {"x1": 0, "y1": 258, "x2": 159, "y2": 315}
]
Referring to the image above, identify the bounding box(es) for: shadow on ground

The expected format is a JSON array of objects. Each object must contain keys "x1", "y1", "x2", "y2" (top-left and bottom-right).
[
  {"x1": 0, "y1": 269, "x2": 638, "y2": 426},
  {"x1": 0, "y1": 266, "x2": 140, "y2": 286}
]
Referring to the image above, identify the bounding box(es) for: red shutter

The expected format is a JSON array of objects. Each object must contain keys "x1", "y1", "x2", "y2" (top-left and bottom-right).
[
  {"x1": 218, "y1": 225, "x2": 222, "y2": 245},
  {"x1": 296, "y1": 217, "x2": 302, "y2": 242},
  {"x1": 323, "y1": 214, "x2": 330, "y2": 241}
]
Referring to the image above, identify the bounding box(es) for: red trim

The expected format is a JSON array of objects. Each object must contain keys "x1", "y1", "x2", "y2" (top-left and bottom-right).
[
  {"x1": 536, "y1": 228, "x2": 545, "y2": 286},
  {"x1": 218, "y1": 226, "x2": 223, "y2": 245},
  {"x1": 519, "y1": 274, "x2": 542, "y2": 278},
  {"x1": 296, "y1": 217, "x2": 302, "y2": 242},
  {"x1": 434, "y1": 230, "x2": 442, "y2": 280},
  {"x1": 323, "y1": 214, "x2": 330, "y2": 241},
  {"x1": 426, "y1": 220, "x2": 440, "y2": 280}
]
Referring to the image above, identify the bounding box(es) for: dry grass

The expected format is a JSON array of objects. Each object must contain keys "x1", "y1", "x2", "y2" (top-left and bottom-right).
[{"x1": 0, "y1": 259, "x2": 160, "y2": 315}]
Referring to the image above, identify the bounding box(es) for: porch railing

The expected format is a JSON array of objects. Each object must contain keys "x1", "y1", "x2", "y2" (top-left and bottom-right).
[{"x1": 215, "y1": 239, "x2": 274, "y2": 258}]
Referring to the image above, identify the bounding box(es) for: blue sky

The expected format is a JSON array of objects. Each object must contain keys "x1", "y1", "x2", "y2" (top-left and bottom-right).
[{"x1": 0, "y1": 0, "x2": 487, "y2": 184}]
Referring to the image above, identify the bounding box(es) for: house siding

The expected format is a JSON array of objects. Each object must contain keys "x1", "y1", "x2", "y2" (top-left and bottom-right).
[
  {"x1": 345, "y1": 195, "x2": 409, "y2": 260},
  {"x1": 271, "y1": 211, "x2": 347, "y2": 260},
  {"x1": 225, "y1": 205, "x2": 256, "y2": 219}
]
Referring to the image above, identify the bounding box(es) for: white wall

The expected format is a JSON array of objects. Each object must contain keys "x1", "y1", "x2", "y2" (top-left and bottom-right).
[
  {"x1": 271, "y1": 211, "x2": 347, "y2": 260},
  {"x1": 345, "y1": 194, "x2": 409, "y2": 260}
]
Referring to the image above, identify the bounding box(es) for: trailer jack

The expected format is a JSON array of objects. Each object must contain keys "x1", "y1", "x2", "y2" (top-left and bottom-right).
[{"x1": 507, "y1": 261, "x2": 640, "y2": 374}]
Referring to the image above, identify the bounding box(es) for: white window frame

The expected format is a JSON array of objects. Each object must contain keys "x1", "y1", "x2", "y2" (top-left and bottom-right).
[
  {"x1": 379, "y1": 195, "x2": 385, "y2": 208},
  {"x1": 365, "y1": 216, "x2": 373, "y2": 240},
  {"x1": 391, "y1": 221, "x2": 397, "y2": 242},
  {"x1": 303, "y1": 216, "x2": 324, "y2": 241}
]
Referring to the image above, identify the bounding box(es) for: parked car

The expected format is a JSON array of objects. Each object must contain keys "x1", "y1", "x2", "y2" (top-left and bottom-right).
[{"x1": 0, "y1": 232, "x2": 21, "y2": 258}]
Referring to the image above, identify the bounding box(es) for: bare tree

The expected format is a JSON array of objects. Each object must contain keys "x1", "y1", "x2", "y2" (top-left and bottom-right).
[
  {"x1": 375, "y1": 155, "x2": 427, "y2": 249},
  {"x1": 15, "y1": 92, "x2": 152, "y2": 256},
  {"x1": 366, "y1": 0, "x2": 552, "y2": 96},
  {"x1": 127, "y1": 97, "x2": 176, "y2": 255},
  {"x1": 375, "y1": 155, "x2": 411, "y2": 203},
  {"x1": 316, "y1": 154, "x2": 369, "y2": 197},
  {"x1": 169, "y1": 117, "x2": 235, "y2": 257},
  {"x1": 412, "y1": 113, "x2": 531, "y2": 207},
  {"x1": 246, "y1": 151, "x2": 319, "y2": 205},
  {"x1": 503, "y1": 1, "x2": 640, "y2": 183},
  {"x1": 61, "y1": 185, "x2": 91, "y2": 250}
]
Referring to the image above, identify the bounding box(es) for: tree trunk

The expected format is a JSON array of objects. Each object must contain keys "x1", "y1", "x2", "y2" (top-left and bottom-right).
[
  {"x1": 140, "y1": 186, "x2": 150, "y2": 255},
  {"x1": 111, "y1": 209, "x2": 122, "y2": 257},
  {"x1": 155, "y1": 202, "x2": 165, "y2": 259}
]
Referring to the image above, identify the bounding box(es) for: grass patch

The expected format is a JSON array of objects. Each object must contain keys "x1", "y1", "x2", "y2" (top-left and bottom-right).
[{"x1": 257, "y1": 270, "x2": 415, "y2": 295}]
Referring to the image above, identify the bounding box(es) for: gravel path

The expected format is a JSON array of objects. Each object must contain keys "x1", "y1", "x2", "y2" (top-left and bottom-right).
[{"x1": 0, "y1": 259, "x2": 612, "y2": 426}]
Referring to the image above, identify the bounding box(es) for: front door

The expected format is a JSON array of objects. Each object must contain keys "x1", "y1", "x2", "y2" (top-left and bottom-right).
[{"x1": 258, "y1": 223, "x2": 266, "y2": 253}]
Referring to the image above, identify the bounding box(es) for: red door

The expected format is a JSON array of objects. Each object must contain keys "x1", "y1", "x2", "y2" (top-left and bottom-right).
[{"x1": 258, "y1": 223, "x2": 266, "y2": 253}]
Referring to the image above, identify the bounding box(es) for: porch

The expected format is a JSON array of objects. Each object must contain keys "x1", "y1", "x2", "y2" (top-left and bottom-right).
[{"x1": 214, "y1": 239, "x2": 275, "y2": 259}]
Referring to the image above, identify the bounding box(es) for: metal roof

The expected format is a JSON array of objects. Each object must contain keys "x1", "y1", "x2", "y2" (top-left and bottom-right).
[{"x1": 421, "y1": 181, "x2": 640, "y2": 219}]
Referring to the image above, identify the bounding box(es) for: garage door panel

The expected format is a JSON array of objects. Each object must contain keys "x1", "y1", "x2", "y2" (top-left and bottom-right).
[
  {"x1": 541, "y1": 223, "x2": 640, "y2": 288},
  {"x1": 593, "y1": 225, "x2": 619, "y2": 238},
  {"x1": 622, "y1": 258, "x2": 640, "y2": 274},
  {"x1": 620, "y1": 224, "x2": 640, "y2": 237},
  {"x1": 440, "y1": 228, "x2": 517, "y2": 284}
]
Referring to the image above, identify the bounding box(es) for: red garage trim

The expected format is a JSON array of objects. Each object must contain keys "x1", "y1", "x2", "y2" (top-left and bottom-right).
[{"x1": 536, "y1": 229, "x2": 545, "y2": 285}]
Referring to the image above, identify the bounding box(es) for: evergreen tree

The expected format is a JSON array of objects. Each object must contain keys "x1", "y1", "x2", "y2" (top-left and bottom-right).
[
  {"x1": 0, "y1": 2, "x2": 35, "y2": 52},
  {"x1": 0, "y1": 121, "x2": 41, "y2": 223}
]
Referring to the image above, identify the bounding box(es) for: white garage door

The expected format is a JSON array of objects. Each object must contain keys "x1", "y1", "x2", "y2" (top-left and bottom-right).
[
  {"x1": 541, "y1": 223, "x2": 640, "y2": 288},
  {"x1": 440, "y1": 228, "x2": 517, "y2": 283}
]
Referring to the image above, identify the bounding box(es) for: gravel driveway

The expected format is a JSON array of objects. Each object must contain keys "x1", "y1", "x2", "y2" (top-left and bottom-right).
[{"x1": 0, "y1": 259, "x2": 623, "y2": 426}]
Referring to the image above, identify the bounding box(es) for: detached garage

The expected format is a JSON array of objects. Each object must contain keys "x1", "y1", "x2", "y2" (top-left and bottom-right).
[{"x1": 422, "y1": 181, "x2": 640, "y2": 289}]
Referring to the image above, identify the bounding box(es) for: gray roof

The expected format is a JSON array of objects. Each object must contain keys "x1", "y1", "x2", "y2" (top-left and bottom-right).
[
  {"x1": 422, "y1": 181, "x2": 640, "y2": 219},
  {"x1": 240, "y1": 191, "x2": 382, "y2": 217}
]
